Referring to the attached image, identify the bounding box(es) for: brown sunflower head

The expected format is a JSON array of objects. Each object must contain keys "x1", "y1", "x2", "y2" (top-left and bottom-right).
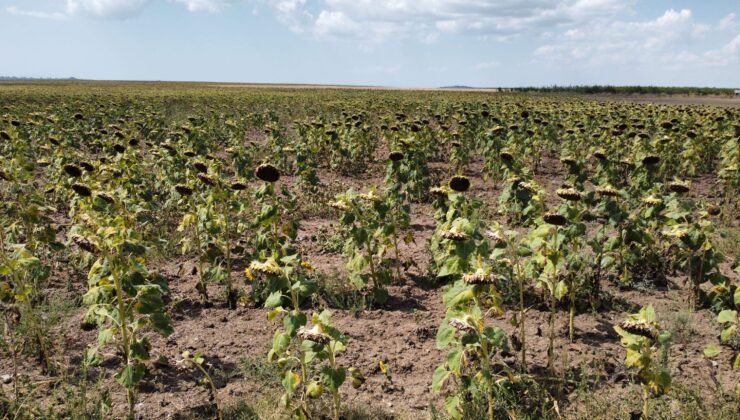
[
  {"x1": 175, "y1": 184, "x2": 193, "y2": 196},
  {"x1": 95, "y1": 193, "x2": 115, "y2": 204},
  {"x1": 71, "y1": 183, "x2": 92, "y2": 197},
  {"x1": 193, "y1": 162, "x2": 208, "y2": 173},
  {"x1": 255, "y1": 163, "x2": 280, "y2": 183},
  {"x1": 388, "y1": 151, "x2": 404, "y2": 162},
  {"x1": 449, "y1": 318, "x2": 477, "y2": 335},
  {"x1": 543, "y1": 212, "x2": 567, "y2": 226},
  {"x1": 197, "y1": 173, "x2": 215, "y2": 187},
  {"x1": 63, "y1": 164, "x2": 83, "y2": 178},
  {"x1": 668, "y1": 181, "x2": 690, "y2": 194},
  {"x1": 556, "y1": 187, "x2": 582, "y2": 202},
  {"x1": 596, "y1": 185, "x2": 619, "y2": 197},
  {"x1": 230, "y1": 182, "x2": 248, "y2": 191},
  {"x1": 72, "y1": 235, "x2": 96, "y2": 253},
  {"x1": 619, "y1": 320, "x2": 657, "y2": 339},
  {"x1": 449, "y1": 175, "x2": 471, "y2": 192},
  {"x1": 642, "y1": 155, "x2": 660, "y2": 166}
]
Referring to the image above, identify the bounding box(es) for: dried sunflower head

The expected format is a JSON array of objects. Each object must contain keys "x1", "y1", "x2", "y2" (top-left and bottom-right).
[
  {"x1": 441, "y1": 226, "x2": 468, "y2": 241},
  {"x1": 543, "y1": 213, "x2": 567, "y2": 226},
  {"x1": 388, "y1": 151, "x2": 404, "y2": 161},
  {"x1": 668, "y1": 180, "x2": 690, "y2": 194},
  {"x1": 95, "y1": 193, "x2": 115, "y2": 204},
  {"x1": 63, "y1": 164, "x2": 82, "y2": 178},
  {"x1": 560, "y1": 156, "x2": 577, "y2": 166},
  {"x1": 175, "y1": 184, "x2": 193, "y2": 196},
  {"x1": 430, "y1": 186, "x2": 449, "y2": 197},
  {"x1": 71, "y1": 183, "x2": 92, "y2": 197},
  {"x1": 618, "y1": 319, "x2": 657, "y2": 339},
  {"x1": 297, "y1": 325, "x2": 331, "y2": 345},
  {"x1": 230, "y1": 182, "x2": 248, "y2": 191},
  {"x1": 249, "y1": 259, "x2": 283, "y2": 277},
  {"x1": 592, "y1": 151, "x2": 607, "y2": 161},
  {"x1": 449, "y1": 318, "x2": 477, "y2": 335},
  {"x1": 642, "y1": 155, "x2": 660, "y2": 166},
  {"x1": 519, "y1": 181, "x2": 537, "y2": 193},
  {"x1": 449, "y1": 175, "x2": 471, "y2": 192},
  {"x1": 463, "y1": 268, "x2": 496, "y2": 285},
  {"x1": 72, "y1": 235, "x2": 96, "y2": 253},
  {"x1": 641, "y1": 195, "x2": 662, "y2": 206},
  {"x1": 556, "y1": 187, "x2": 582, "y2": 201},
  {"x1": 499, "y1": 151, "x2": 514, "y2": 162},
  {"x1": 197, "y1": 173, "x2": 215, "y2": 187},
  {"x1": 193, "y1": 162, "x2": 208, "y2": 173},
  {"x1": 596, "y1": 185, "x2": 619, "y2": 197},
  {"x1": 255, "y1": 163, "x2": 280, "y2": 183}
]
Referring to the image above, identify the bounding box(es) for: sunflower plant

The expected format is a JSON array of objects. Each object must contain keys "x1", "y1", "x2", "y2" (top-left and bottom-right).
[{"x1": 614, "y1": 305, "x2": 672, "y2": 419}]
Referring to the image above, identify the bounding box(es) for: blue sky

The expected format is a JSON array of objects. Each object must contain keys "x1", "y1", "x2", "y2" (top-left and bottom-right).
[{"x1": 1, "y1": 0, "x2": 738, "y2": 87}]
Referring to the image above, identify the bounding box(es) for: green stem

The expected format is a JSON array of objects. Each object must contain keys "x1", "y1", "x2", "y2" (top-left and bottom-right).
[
  {"x1": 111, "y1": 255, "x2": 135, "y2": 420},
  {"x1": 511, "y1": 246, "x2": 526, "y2": 371},
  {"x1": 328, "y1": 343, "x2": 341, "y2": 420}
]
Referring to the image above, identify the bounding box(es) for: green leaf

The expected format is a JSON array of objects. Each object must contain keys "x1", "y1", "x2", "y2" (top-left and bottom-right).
[
  {"x1": 150, "y1": 312, "x2": 174, "y2": 337},
  {"x1": 115, "y1": 363, "x2": 145, "y2": 388},
  {"x1": 432, "y1": 365, "x2": 450, "y2": 393},
  {"x1": 320, "y1": 366, "x2": 346, "y2": 392},
  {"x1": 265, "y1": 291, "x2": 283, "y2": 309},
  {"x1": 135, "y1": 285, "x2": 165, "y2": 314},
  {"x1": 436, "y1": 319, "x2": 455, "y2": 349},
  {"x1": 553, "y1": 280, "x2": 567, "y2": 301},
  {"x1": 720, "y1": 325, "x2": 736, "y2": 343},
  {"x1": 284, "y1": 312, "x2": 306, "y2": 336},
  {"x1": 445, "y1": 395, "x2": 462, "y2": 419},
  {"x1": 447, "y1": 348, "x2": 463, "y2": 373},
  {"x1": 717, "y1": 310, "x2": 737, "y2": 324},
  {"x1": 129, "y1": 338, "x2": 152, "y2": 361},
  {"x1": 703, "y1": 345, "x2": 721, "y2": 359}
]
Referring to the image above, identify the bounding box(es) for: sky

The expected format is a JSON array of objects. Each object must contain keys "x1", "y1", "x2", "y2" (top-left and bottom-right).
[{"x1": 1, "y1": 0, "x2": 738, "y2": 87}]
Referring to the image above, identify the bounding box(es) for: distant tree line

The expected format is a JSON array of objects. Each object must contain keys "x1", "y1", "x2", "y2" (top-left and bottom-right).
[{"x1": 511, "y1": 85, "x2": 735, "y2": 96}]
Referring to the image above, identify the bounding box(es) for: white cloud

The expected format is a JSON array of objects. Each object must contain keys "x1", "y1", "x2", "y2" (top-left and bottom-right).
[
  {"x1": 65, "y1": 0, "x2": 151, "y2": 19},
  {"x1": 266, "y1": 0, "x2": 635, "y2": 42},
  {"x1": 533, "y1": 9, "x2": 711, "y2": 66},
  {"x1": 704, "y1": 34, "x2": 740, "y2": 67},
  {"x1": 7, "y1": 0, "x2": 234, "y2": 20},
  {"x1": 719, "y1": 13, "x2": 736, "y2": 31},
  {"x1": 173, "y1": 0, "x2": 234, "y2": 13}
]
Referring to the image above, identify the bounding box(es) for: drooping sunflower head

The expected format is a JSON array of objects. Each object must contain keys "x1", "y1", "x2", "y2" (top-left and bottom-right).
[
  {"x1": 668, "y1": 180, "x2": 690, "y2": 194},
  {"x1": 449, "y1": 175, "x2": 471, "y2": 193},
  {"x1": 71, "y1": 183, "x2": 92, "y2": 197},
  {"x1": 175, "y1": 184, "x2": 194, "y2": 196},
  {"x1": 255, "y1": 163, "x2": 280, "y2": 183},
  {"x1": 63, "y1": 164, "x2": 83, "y2": 178},
  {"x1": 388, "y1": 150, "x2": 404, "y2": 162},
  {"x1": 543, "y1": 212, "x2": 567, "y2": 226},
  {"x1": 556, "y1": 187, "x2": 582, "y2": 202}
]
